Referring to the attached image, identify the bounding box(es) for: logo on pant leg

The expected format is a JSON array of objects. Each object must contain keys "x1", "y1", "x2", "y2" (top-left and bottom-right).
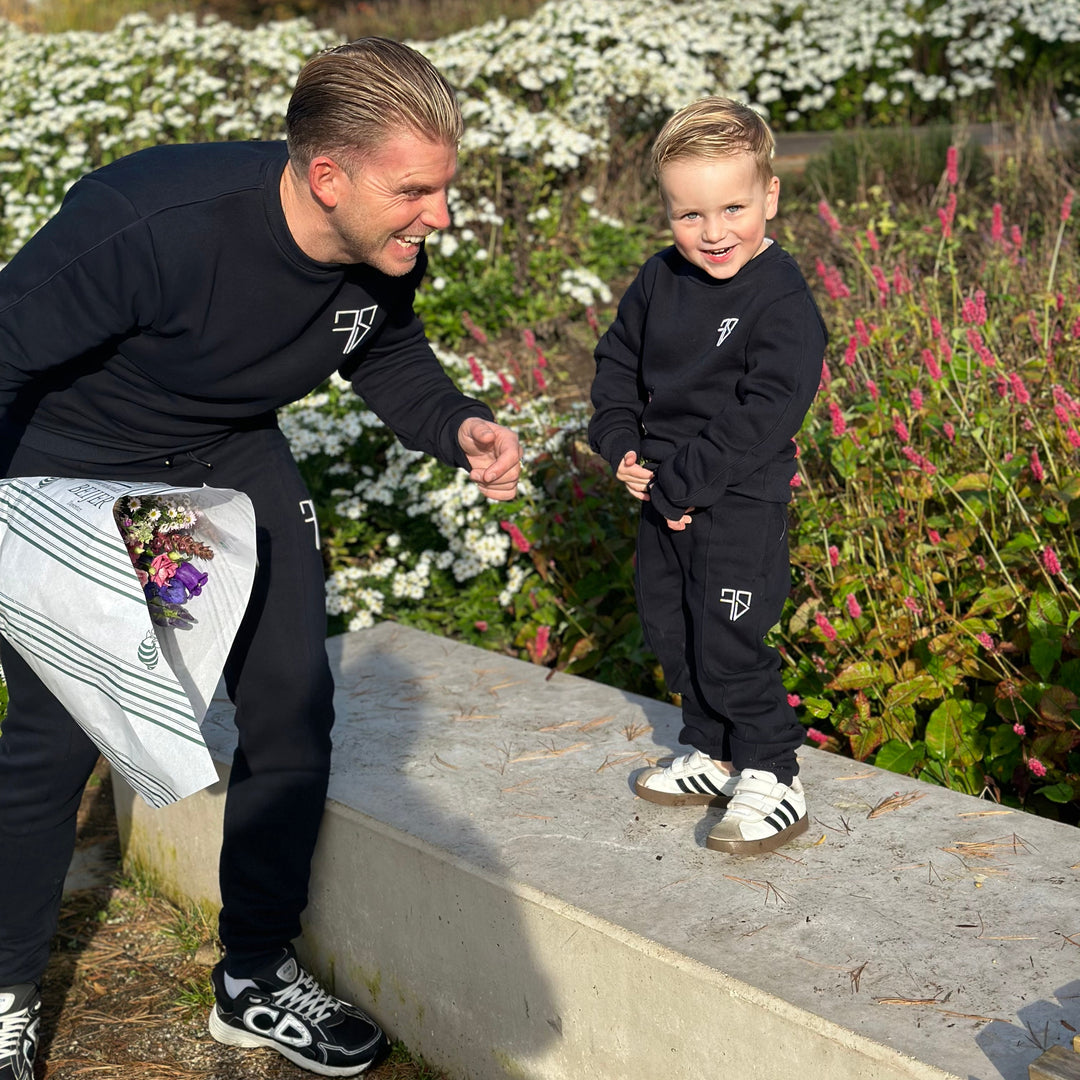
[{"x1": 720, "y1": 588, "x2": 752, "y2": 621}]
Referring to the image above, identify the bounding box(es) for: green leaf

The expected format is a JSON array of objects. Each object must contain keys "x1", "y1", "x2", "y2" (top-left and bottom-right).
[
  {"x1": 1042, "y1": 505, "x2": 1068, "y2": 524},
  {"x1": 885, "y1": 675, "x2": 938, "y2": 708},
  {"x1": 874, "y1": 739, "x2": 924, "y2": 775},
  {"x1": 1029, "y1": 590, "x2": 1064, "y2": 632},
  {"x1": 1030, "y1": 638, "x2": 1062, "y2": 681},
  {"x1": 925, "y1": 698, "x2": 986, "y2": 766},
  {"x1": 829, "y1": 661, "x2": 884, "y2": 690},
  {"x1": 1036, "y1": 783, "x2": 1074, "y2": 804},
  {"x1": 967, "y1": 586, "x2": 1018, "y2": 618},
  {"x1": 802, "y1": 696, "x2": 834, "y2": 719},
  {"x1": 989, "y1": 725, "x2": 1021, "y2": 757}
]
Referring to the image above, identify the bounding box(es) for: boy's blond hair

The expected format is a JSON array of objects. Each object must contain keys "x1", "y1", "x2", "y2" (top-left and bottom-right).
[{"x1": 651, "y1": 97, "x2": 775, "y2": 187}]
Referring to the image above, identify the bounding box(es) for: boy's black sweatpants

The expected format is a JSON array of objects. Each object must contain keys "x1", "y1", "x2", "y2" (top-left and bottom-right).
[
  {"x1": 0, "y1": 426, "x2": 334, "y2": 985},
  {"x1": 635, "y1": 493, "x2": 804, "y2": 784}
]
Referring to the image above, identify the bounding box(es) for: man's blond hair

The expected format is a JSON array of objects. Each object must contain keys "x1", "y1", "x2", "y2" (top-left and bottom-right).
[
  {"x1": 285, "y1": 37, "x2": 464, "y2": 173},
  {"x1": 651, "y1": 97, "x2": 775, "y2": 186}
]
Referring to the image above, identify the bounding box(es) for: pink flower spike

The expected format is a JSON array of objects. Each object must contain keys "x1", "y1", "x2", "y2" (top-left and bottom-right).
[
  {"x1": 903, "y1": 596, "x2": 922, "y2": 615},
  {"x1": 892, "y1": 415, "x2": 910, "y2": 444},
  {"x1": 500, "y1": 520, "x2": 531, "y2": 553},
  {"x1": 814, "y1": 612, "x2": 838, "y2": 641},
  {"x1": 943, "y1": 421, "x2": 955, "y2": 443},
  {"x1": 844, "y1": 336, "x2": 858, "y2": 366},
  {"x1": 866, "y1": 378, "x2": 879, "y2": 402},
  {"x1": 977, "y1": 632, "x2": 994, "y2": 650},
  {"x1": 1062, "y1": 189, "x2": 1074, "y2": 223},
  {"x1": 1027, "y1": 757, "x2": 1047, "y2": 778},
  {"x1": 991, "y1": 202, "x2": 1004, "y2": 243},
  {"x1": 910, "y1": 388, "x2": 924, "y2": 411},
  {"x1": 1027, "y1": 448, "x2": 1045, "y2": 482},
  {"x1": 533, "y1": 367, "x2": 548, "y2": 391},
  {"x1": 1042, "y1": 546, "x2": 1062, "y2": 576},
  {"x1": 534, "y1": 624, "x2": 550, "y2": 656},
  {"x1": 522, "y1": 328, "x2": 536, "y2": 350},
  {"x1": 787, "y1": 693, "x2": 802, "y2": 708},
  {"x1": 474, "y1": 620, "x2": 489, "y2": 632},
  {"x1": 818, "y1": 200, "x2": 841, "y2": 234},
  {"x1": 829, "y1": 400, "x2": 846, "y2": 437},
  {"x1": 946, "y1": 145, "x2": 959, "y2": 185},
  {"x1": 807, "y1": 727, "x2": 830, "y2": 746},
  {"x1": 922, "y1": 348, "x2": 942, "y2": 381},
  {"x1": 975, "y1": 555, "x2": 986, "y2": 570},
  {"x1": 1012, "y1": 722, "x2": 1025, "y2": 736},
  {"x1": 467, "y1": 355, "x2": 485, "y2": 388},
  {"x1": 789, "y1": 472, "x2": 802, "y2": 487},
  {"x1": 828, "y1": 545, "x2": 840, "y2": 567},
  {"x1": 845, "y1": 593, "x2": 862, "y2": 619},
  {"x1": 928, "y1": 529, "x2": 941, "y2": 545}
]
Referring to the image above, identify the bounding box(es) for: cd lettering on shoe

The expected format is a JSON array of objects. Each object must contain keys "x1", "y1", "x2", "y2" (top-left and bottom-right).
[
  {"x1": 209, "y1": 949, "x2": 390, "y2": 1077},
  {"x1": 633, "y1": 750, "x2": 739, "y2": 807},
  {"x1": 0, "y1": 983, "x2": 40, "y2": 1080}
]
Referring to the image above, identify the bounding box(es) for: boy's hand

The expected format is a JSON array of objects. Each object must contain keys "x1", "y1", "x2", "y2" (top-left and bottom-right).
[
  {"x1": 616, "y1": 450, "x2": 653, "y2": 501},
  {"x1": 666, "y1": 508, "x2": 696, "y2": 531}
]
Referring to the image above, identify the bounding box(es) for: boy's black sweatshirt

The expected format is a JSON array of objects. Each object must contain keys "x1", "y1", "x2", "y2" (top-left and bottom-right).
[
  {"x1": 588, "y1": 243, "x2": 827, "y2": 519},
  {"x1": 0, "y1": 141, "x2": 491, "y2": 468}
]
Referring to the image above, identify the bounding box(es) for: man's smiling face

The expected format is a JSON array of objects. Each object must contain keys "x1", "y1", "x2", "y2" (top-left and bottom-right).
[{"x1": 330, "y1": 131, "x2": 457, "y2": 274}]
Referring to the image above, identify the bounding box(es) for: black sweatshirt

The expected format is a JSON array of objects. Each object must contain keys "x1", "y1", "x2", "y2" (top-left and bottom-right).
[
  {"x1": 0, "y1": 141, "x2": 492, "y2": 468},
  {"x1": 588, "y1": 242, "x2": 827, "y2": 519}
]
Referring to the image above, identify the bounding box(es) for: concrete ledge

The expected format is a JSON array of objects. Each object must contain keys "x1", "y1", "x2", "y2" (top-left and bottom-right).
[{"x1": 115, "y1": 622, "x2": 1080, "y2": 1080}]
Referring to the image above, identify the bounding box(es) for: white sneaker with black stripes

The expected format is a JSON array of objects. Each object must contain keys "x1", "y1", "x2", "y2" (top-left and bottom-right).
[
  {"x1": 633, "y1": 750, "x2": 739, "y2": 807},
  {"x1": 706, "y1": 769, "x2": 808, "y2": 854}
]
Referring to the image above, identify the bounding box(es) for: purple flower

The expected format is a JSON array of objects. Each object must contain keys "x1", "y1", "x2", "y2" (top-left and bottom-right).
[
  {"x1": 158, "y1": 579, "x2": 188, "y2": 605},
  {"x1": 174, "y1": 561, "x2": 208, "y2": 597}
]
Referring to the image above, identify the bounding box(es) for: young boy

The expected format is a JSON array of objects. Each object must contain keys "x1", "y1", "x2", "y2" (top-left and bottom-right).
[{"x1": 588, "y1": 97, "x2": 827, "y2": 855}]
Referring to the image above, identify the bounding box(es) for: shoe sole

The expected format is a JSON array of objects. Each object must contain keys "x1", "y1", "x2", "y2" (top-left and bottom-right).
[
  {"x1": 208, "y1": 1008, "x2": 388, "y2": 1077},
  {"x1": 705, "y1": 813, "x2": 809, "y2": 854},
  {"x1": 633, "y1": 775, "x2": 733, "y2": 807}
]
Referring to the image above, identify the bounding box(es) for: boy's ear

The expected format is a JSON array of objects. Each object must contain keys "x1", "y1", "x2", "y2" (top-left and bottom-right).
[{"x1": 765, "y1": 175, "x2": 780, "y2": 220}]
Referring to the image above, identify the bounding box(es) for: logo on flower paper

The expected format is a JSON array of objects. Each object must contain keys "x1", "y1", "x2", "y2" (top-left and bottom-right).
[{"x1": 138, "y1": 630, "x2": 160, "y2": 669}]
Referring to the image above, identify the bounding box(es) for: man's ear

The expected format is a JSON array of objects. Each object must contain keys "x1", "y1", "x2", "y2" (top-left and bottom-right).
[{"x1": 308, "y1": 156, "x2": 347, "y2": 209}]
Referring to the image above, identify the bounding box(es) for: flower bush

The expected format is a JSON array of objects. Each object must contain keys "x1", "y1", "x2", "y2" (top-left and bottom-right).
[
  {"x1": 783, "y1": 161, "x2": 1079, "y2": 819},
  {"x1": 0, "y1": 2, "x2": 1077, "y2": 816}
]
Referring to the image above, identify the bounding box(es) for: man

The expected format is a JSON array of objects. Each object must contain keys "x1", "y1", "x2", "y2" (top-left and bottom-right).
[{"x1": 0, "y1": 38, "x2": 520, "y2": 1079}]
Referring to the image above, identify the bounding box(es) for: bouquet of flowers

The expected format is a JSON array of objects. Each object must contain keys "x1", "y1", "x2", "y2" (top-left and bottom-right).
[{"x1": 114, "y1": 495, "x2": 214, "y2": 629}]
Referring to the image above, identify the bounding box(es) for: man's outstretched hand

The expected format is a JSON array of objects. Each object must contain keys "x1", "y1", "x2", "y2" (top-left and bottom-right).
[{"x1": 458, "y1": 417, "x2": 522, "y2": 501}]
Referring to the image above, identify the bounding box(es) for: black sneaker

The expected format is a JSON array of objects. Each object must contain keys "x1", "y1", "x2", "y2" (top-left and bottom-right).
[
  {"x1": 0, "y1": 983, "x2": 40, "y2": 1080},
  {"x1": 208, "y1": 948, "x2": 389, "y2": 1077}
]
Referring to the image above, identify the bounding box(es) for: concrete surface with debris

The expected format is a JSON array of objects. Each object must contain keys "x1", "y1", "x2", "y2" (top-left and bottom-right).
[{"x1": 117, "y1": 621, "x2": 1080, "y2": 1080}]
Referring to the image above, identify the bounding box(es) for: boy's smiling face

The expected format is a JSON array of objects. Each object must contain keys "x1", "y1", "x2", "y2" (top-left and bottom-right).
[{"x1": 660, "y1": 151, "x2": 780, "y2": 280}]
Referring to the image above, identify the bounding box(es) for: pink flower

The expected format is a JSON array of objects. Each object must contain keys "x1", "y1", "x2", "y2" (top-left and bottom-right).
[
  {"x1": 787, "y1": 693, "x2": 802, "y2": 707},
  {"x1": 534, "y1": 624, "x2": 550, "y2": 656},
  {"x1": 975, "y1": 555, "x2": 986, "y2": 570},
  {"x1": 789, "y1": 472, "x2": 802, "y2": 487},
  {"x1": 572, "y1": 477, "x2": 585, "y2": 501},
  {"x1": 943, "y1": 421, "x2": 955, "y2": 443},
  {"x1": 820, "y1": 360, "x2": 832, "y2": 388},
  {"x1": 829, "y1": 400, "x2": 846, "y2": 437},
  {"x1": 533, "y1": 367, "x2": 548, "y2": 391},
  {"x1": 814, "y1": 613, "x2": 838, "y2": 641},
  {"x1": 1013, "y1": 722, "x2": 1026, "y2": 736},
  {"x1": 866, "y1": 227, "x2": 879, "y2": 251},
  {"x1": 500, "y1": 520, "x2": 531, "y2": 553},
  {"x1": 928, "y1": 529, "x2": 941, "y2": 545},
  {"x1": 497, "y1": 371, "x2": 514, "y2": 395},
  {"x1": 585, "y1": 306, "x2": 600, "y2": 334},
  {"x1": 467, "y1": 355, "x2": 484, "y2": 388},
  {"x1": 150, "y1": 552, "x2": 178, "y2": 586},
  {"x1": 938, "y1": 192, "x2": 957, "y2": 238},
  {"x1": 1042, "y1": 547, "x2": 1062, "y2": 575},
  {"x1": 866, "y1": 378, "x2": 880, "y2": 402},
  {"x1": 991, "y1": 202, "x2": 1004, "y2": 243},
  {"x1": 1010, "y1": 224, "x2": 1023, "y2": 249},
  {"x1": 893, "y1": 265, "x2": 912, "y2": 294},
  {"x1": 1030, "y1": 449, "x2": 1045, "y2": 482},
  {"x1": 910, "y1": 388, "x2": 924, "y2": 410},
  {"x1": 845, "y1": 593, "x2": 862, "y2": 619},
  {"x1": 844, "y1": 336, "x2": 858, "y2": 366},
  {"x1": 903, "y1": 596, "x2": 923, "y2": 615},
  {"x1": 922, "y1": 348, "x2": 942, "y2": 381},
  {"x1": 901, "y1": 446, "x2": 936, "y2": 475},
  {"x1": 1062, "y1": 189, "x2": 1074, "y2": 223},
  {"x1": 945, "y1": 145, "x2": 959, "y2": 185},
  {"x1": 1027, "y1": 757, "x2": 1047, "y2": 778},
  {"x1": 461, "y1": 311, "x2": 488, "y2": 344},
  {"x1": 1009, "y1": 372, "x2": 1030, "y2": 406},
  {"x1": 474, "y1": 620, "x2": 489, "y2": 632},
  {"x1": 977, "y1": 632, "x2": 994, "y2": 650},
  {"x1": 828, "y1": 545, "x2": 840, "y2": 567},
  {"x1": 807, "y1": 727, "x2": 830, "y2": 746},
  {"x1": 893, "y1": 415, "x2": 910, "y2": 443},
  {"x1": 818, "y1": 200, "x2": 841, "y2": 234},
  {"x1": 855, "y1": 317, "x2": 871, "y2": 347},
  {"x1": 522, "y1": 328, "x2": 536, "y2": 350},
  {"x1": 872, "y1": 265, "x2": 890, "y2": 305}
]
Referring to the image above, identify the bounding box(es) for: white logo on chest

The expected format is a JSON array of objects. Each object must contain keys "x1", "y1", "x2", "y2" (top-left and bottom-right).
[
  {"x1": 333, "y1": 305, "x2": 379, "y2": 353},
  {"x1": 716, "y1": 317, "x2": 739, "y2": 347}
]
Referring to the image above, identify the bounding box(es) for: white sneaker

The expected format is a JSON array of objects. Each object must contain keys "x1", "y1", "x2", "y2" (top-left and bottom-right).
[
  {"x1": 706, "y1": 769, "x2": 808, "y2": 854},
  {"x1": 633, "y1": 751, "x2": 739, "y2": 807}
]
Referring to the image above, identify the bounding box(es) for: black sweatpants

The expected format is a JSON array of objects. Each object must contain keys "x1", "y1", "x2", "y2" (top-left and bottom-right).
[
  {"x1": 0, "y1": 426, "x2": 334, "y2": 984},
  {"x1": 635, "y1": 494, "x2": 804, "y2": 784}
]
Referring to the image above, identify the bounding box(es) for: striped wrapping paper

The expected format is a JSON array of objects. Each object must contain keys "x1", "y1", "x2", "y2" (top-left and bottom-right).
[{"x1": 0, "y1": 477, "x2": 256, "y2": 807}]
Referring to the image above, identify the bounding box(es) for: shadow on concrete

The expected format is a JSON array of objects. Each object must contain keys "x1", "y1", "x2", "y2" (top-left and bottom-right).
[{"x1": 974, "y1": 977, "x2": 1080, "y2": 1080}]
